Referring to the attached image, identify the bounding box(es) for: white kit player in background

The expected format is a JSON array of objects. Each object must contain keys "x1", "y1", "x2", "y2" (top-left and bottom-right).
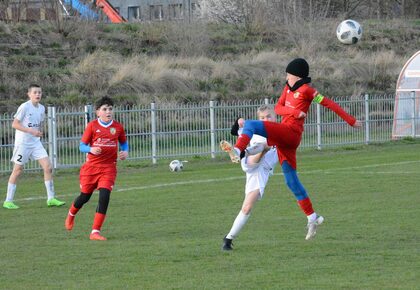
[
  {"x1": 220, "y1": 105, "x2": 279, "y2": 251},
  {"x1": 3, "y1": 84, "x2": 65, "y2": 209}
]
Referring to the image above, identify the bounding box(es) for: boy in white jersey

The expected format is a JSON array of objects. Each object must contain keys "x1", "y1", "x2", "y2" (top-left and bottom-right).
[
  {"x1": 3, "y1": 84, "x2": 65, "y2": 209},
  {"x1": 220, "y1": 105, "x2": 278, "y2": 250}
]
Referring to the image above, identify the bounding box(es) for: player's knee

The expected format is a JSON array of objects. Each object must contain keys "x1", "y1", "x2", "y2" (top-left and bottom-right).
[
  {"x1": 242, "y1": 206, "x2": 252, "y2": 215},
  {"x1": 74, "y1": 192, "x2": 92, "y2": 208},
  {"x1": 241, "y1": 204, "x2": 253, "y2": 215},
  {"x1": 43, "y1": 164, "x2": 52, "y2": 173},
  {"x1": 13, "y1": 166, "x2": 24, "y2": 176}
]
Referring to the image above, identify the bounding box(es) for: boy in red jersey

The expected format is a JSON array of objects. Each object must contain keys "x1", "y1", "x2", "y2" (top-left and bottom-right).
[
  {"x1": 65, "y1": 96, "x2": 128, "y2": 241},
  {"x1": 222, "y1": 58, "x2": 362, "y2": 241}
]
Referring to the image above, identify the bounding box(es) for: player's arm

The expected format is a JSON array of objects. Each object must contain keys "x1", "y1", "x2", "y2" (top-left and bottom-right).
[
  {"x1": 12, "y1": 118, "x2": 42, "y2": 137},
  {"x1": 118, "y1": 127, "x2": 129, "y2": 160},
  {"x1": 119, "y1": 141, "x2": 129, "y2": 160},
  {"x1": 314, "y1": 93, "x2": 361, "y2": 127}
]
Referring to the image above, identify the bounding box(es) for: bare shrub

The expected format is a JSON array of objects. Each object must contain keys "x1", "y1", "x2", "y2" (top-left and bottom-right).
[
  {"x1": 108, "y1": 58, "x2": 154, "y2": 94},
  {"x1": 72, "y1": 50, "x2": 120, "y2": 97},
  {"x1": 164, "y1": 21, "x2": 211, "y2": 57},
  {"x1": 155, "y1": 71, "x2": 193, "y2": 93}
]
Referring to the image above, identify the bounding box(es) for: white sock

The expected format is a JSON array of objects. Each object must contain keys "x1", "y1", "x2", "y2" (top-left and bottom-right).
[
  {"x1": 307, "y1": 212, "x2": 317, "y2": 222},
  {"x1": 226, "y1": 211, "x2": 250, "y2": 239},
  {"x1": 45, "y1": 180, "x2": 55, "y2": 200},
  {"x1": 6, "y1": 183, "x2": 17, "y2": 202}
]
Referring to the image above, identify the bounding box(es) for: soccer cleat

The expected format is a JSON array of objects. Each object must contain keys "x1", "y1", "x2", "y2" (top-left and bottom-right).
[
  {"x1": 305, "y1": 215, "x2": 324, "y2": 240},
  {"x1": 3, "y1": 201, "x2": 19, "y2": 209},
  {"x1": 90, "y1": 232, "x2": 107, "y2": 241},
  {"x1": 222, "y1": 236, "x2": 233, "y2": 251},
  {"x1": 220, "y1": 140, "x2": 240, "y2": 163},
  {"x1": 47, "y1": 198, "x2": 66, "y2": 207},
  {"x1": 65, "y1": 214, "x2": 75, "y2": 231}
]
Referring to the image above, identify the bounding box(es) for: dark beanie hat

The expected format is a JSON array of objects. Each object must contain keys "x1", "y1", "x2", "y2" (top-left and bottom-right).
[{"x1": 286, "y1": 58, "x2": 309, "y2": 78}]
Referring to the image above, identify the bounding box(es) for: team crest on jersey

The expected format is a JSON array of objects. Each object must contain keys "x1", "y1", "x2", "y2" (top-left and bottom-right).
[
  {"x1": 110, "y1": 127, "x2": 116, "y2": 135},
  {"x1": 294, "y1": 92, "x2": 300, "y2": 99}
]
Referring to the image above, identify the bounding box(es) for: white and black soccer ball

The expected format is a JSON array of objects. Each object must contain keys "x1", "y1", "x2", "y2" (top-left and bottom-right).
[
  {"x1": 169, "y1": 160, "x2": 183, "y2": 172},
  {"x1": 336, "y1": 19, "x2": 362, "y2": 44}
]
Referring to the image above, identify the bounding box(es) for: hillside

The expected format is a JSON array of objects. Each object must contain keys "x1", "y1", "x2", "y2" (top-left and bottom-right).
[{"x1": 0, "y1": 19, "x2": 419, "y2": 112}]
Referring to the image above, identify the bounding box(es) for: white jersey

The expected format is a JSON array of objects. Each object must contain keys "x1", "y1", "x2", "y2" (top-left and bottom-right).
[
  {"x1": 13, "y1": 100, "x2": 45, "y2": 147},
  {"x1": 241, "y1": 134, "x2": 278, "y2": 197}
]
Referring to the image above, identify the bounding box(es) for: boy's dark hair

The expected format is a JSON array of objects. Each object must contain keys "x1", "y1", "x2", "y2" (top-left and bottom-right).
[
  {"x1": 95, "y1": 96, "x2": 114, "y2": 110},
  {"x1": 28, "y1": 84, "x2": 41, "y2": 91}
]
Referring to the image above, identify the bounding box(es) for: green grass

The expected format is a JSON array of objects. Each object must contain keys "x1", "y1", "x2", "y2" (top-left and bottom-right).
[{"x1": 0, "y1": 141, "x2": 419, "y2": 289}]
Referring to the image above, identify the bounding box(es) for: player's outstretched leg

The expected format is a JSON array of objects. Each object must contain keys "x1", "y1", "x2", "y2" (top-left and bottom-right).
[
  {"x1": 220, "y1": 140, "x2": 240, "y2": 163},
  {"x1": 305, "y1": 215, "x2": 324, "y2": 240}
]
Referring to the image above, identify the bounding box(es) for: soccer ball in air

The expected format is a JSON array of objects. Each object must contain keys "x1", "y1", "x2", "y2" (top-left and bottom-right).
[
  {"x1": 169, "y1": 160, "x2": 183, "y2": 172},
  {"x1": 336, "y1": 19, "x2": 362, "y2": 44}
]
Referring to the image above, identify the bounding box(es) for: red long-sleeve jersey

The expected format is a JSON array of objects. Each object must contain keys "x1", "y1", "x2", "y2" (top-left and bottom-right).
[
  {"x1": 275, "y1": 83, "x2": 356, "y2": 134},
  {"x1": 81, "y1": 119, "x2": 127, "y2": 167}
]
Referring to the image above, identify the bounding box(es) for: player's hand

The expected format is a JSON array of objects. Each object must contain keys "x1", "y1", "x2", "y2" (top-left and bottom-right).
[
  {"x1": 29, "y1": 128, "x2": 42, "y2": 137},
  {"x1": 119, "y1": 151, "x2": 128, "y2": 160},
  {"x1": 297, "y1": 111, "x2": 306, "y2": 119},
  {"x1": 238, "y1": 118, "x2": 245, "y2": 128},
  {"x1": 90, "y1": 147, "x2": 102, "y2": 155},
  {"x1": 353, "y1": 120, "x2": 362, "y2": 128}
]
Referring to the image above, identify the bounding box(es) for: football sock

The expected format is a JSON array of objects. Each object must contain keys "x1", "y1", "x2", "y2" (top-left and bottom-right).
[
  {"x1": 69, "y1": 203, "x2": 80, "y2": 216},
  {"x1": 6, "y1": 183, "x2": 16, "y2": 202},
  {"x1": 92, "y1": 212, "x2": 106, "y2": 231},
  {"x1": 44, "y1": 180, "x2": 55, "y2": 200},
  {"x1": 307, "y1": 212, "x2": 317, "y2": 222},
  {"x1": 235, "y1": 135, "x2": 251, "y2": 152},
  {"x1": 97, "y1": 188, "x2": 111, "y2": 214},
  {"x1": 226, "y1": 211, "x2": 250, "y2": 240},
  {"x1": 297, "y1": 197, "x2": 315, "y2": 216}
]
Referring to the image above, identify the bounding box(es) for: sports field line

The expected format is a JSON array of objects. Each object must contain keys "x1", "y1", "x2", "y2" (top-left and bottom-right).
[{"x1": 13, "y1": 159, "x2": 420, "y2": 202}]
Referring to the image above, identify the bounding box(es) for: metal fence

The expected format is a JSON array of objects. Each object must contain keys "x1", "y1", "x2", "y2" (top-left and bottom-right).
[{"x1": 0, "y1": 94, "x2": 416, "y2": 173}]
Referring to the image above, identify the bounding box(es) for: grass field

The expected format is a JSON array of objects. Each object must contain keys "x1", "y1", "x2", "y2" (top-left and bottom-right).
[{"x1": 1, "y1": 140, "x2": 419, "y2": 289}]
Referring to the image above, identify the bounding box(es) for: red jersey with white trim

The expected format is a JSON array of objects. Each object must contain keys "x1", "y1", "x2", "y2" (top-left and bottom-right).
[
  {"x1": 275, "y1": 83, "x2": 356, "y2": 134},
  {"x1": 81, "y1": 119, "x2": 127, "y2": 167}
]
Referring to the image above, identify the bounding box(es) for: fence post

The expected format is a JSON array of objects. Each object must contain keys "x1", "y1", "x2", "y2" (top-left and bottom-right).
[
  {"x1": 47, "y1": 106, "x2": 57, "y2": 170},
  {"x1": 151, "y1": 102, "x2": 157, "y2": 164},
  {"x1": 264, "y1": 98, "x2": 269, "y2": 105},
  {"x1": 210, "y1": 100, "x2": 216, "y2": 158},
  {"x1": 84, "y1": 104, "x2": 92, "y2": 127},
  {"x1": 316, "y1": 103, "x2": 322, "y2": 150},
  {"x1": 411, "y1": 91, "x2": 416, "y2": 138},
  {"x1": 365, "y1": 93, "x2": 370, "y2": 144}
]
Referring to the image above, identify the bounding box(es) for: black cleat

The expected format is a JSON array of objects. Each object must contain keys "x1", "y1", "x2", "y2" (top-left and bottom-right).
[{"x1": 222, "y1": 236, "x2": 233, "y2": 251}]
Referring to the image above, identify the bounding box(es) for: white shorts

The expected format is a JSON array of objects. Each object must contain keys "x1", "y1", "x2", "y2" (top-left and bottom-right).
[
  {"x1": 241, "y1": 148, "x2": 278, "y2": 198},
  {"x1": 11, "y1": 143, "x2": 48, "y2": 165}
]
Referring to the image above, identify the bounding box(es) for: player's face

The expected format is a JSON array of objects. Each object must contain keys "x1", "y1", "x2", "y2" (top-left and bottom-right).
[
  {"x1": 28, "y1": 87, "x2": 42, "y2": 104},
  {"x1": 286, "y1": 73, "x2": 301, "y2": 87},
  {"x1": 97, "y1": 105, "x2": 113, "y2": 123},
  {"x1": 258, "y1": 110, "x2": 275, "y2": 122}
]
